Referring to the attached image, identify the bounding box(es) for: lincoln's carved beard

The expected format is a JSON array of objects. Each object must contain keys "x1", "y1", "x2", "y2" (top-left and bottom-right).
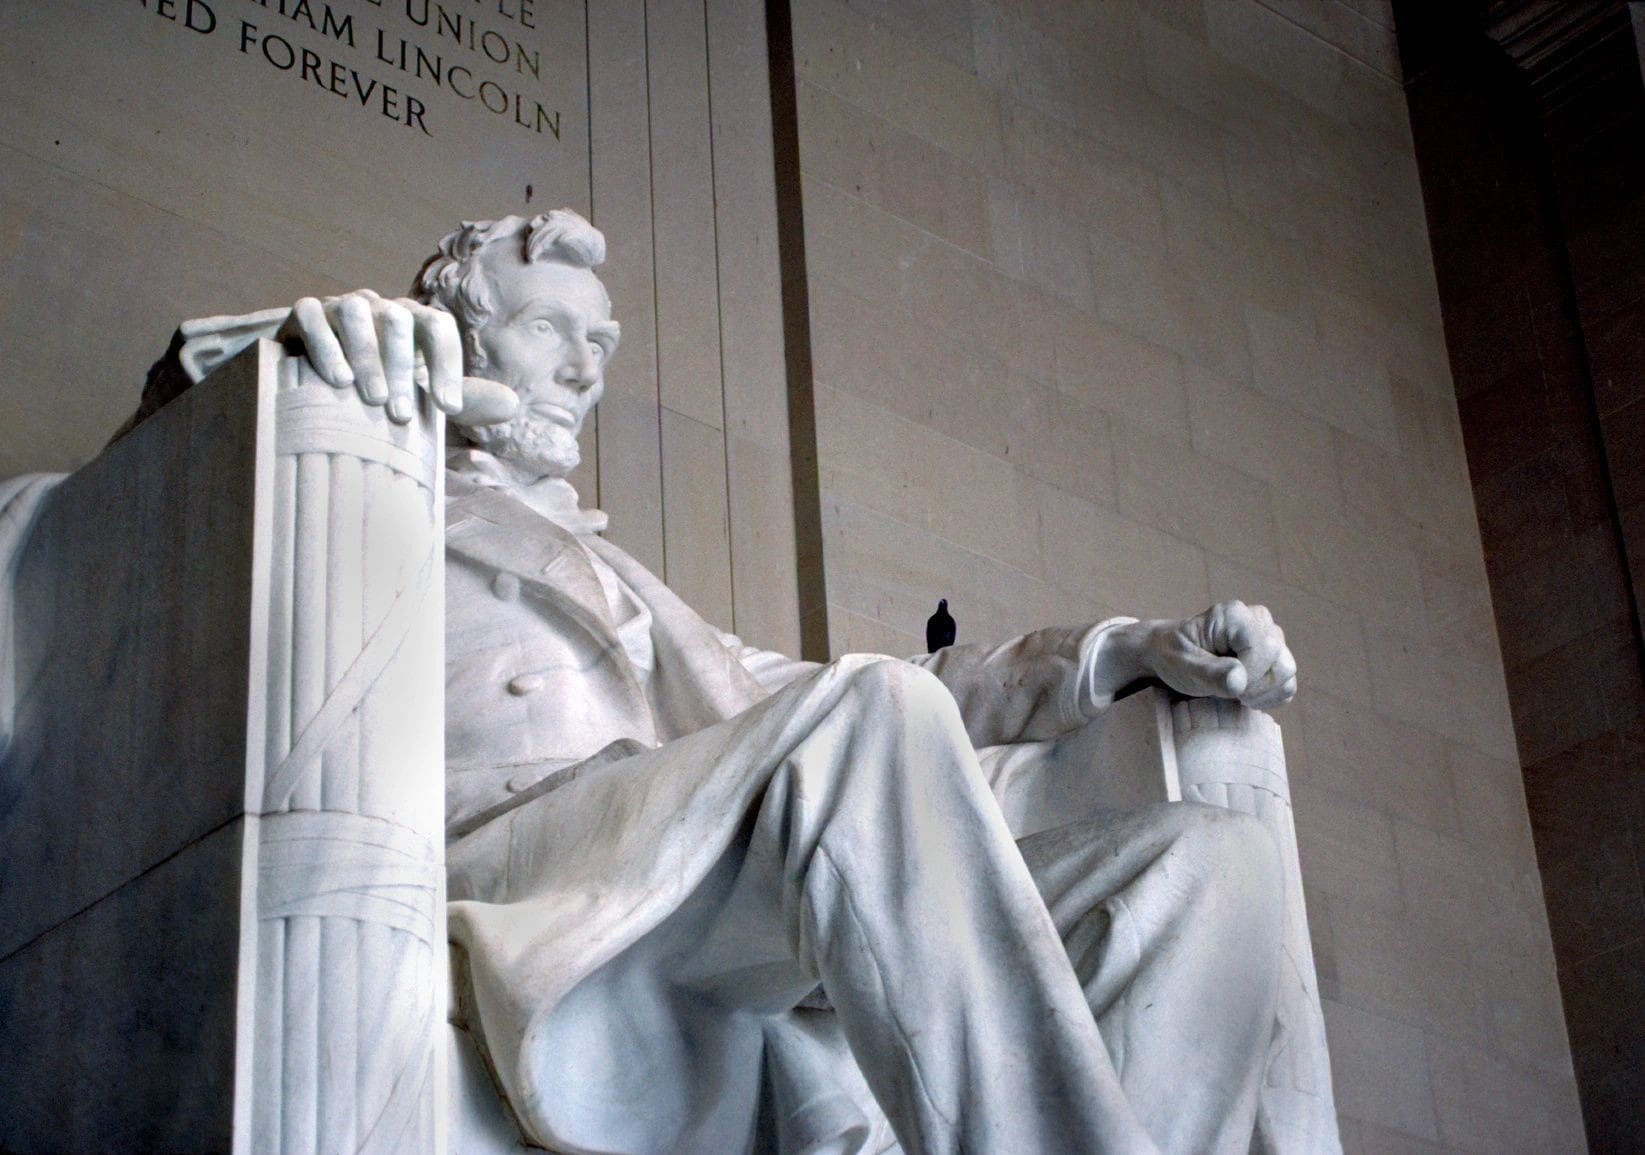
[{"x1": 459, "y1": 411, "x2": 581, "y2": 478}]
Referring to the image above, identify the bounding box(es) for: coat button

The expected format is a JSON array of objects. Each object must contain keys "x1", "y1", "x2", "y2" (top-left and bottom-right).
[
  {"x1": 492, "y1": 572, "x2": 521, "y2": 601},
  {"x1": 507, "y1": 673, "x2": 545, "y2": 696}
]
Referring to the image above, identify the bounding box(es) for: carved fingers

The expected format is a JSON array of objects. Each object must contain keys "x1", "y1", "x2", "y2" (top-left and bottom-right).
[
  {"x1": 1219, "y1": 600, "x2": 1298, "y2": 709},
  {"x1": 337, "y1": 292, "x2": 391, "y2": 406},
  {"x1": 280, "y1": 290, "x2": 465, "y2": 424},
  {"x1": 1150, "y1": 600, "x2": 1298, "y2": 710},
  {"x1": 411, "y1": 299, "x2": 465, "y2": 414},
  {"x1": 288, "y1": 295, "x2": 353, "y2": 389}
]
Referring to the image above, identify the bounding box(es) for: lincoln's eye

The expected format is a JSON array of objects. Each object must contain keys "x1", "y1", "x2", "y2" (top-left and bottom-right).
[{"x1": 532, "y1": 320, "x2": 555, "y2": 336}]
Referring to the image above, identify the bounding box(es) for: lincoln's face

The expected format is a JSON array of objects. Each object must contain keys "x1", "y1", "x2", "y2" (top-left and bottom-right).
[{"x1": 459, "y1": 245, "x2": 621, "y2": 478}]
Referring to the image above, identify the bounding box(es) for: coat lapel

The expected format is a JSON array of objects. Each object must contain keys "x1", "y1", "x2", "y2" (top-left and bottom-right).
[
  {"x1": 446, "y1": 479, "x2": 773, "y2": 736},
  {"x1": 584, "y1": 533, "x2": 770, "y2": 729},
  {"x1": 445, "y1": 487, "x2": 612, "y2": 640}
]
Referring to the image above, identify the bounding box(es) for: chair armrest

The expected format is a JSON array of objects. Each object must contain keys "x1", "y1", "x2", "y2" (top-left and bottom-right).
[
  {"x1": 988, "y1": 685, "x2": 1177, "y2": 839},
  {"x1": 1169, "y1": 694, "x2": 1290, "y2": 814},
  {"x1": 993, "y1": 686, "x2": 1294, "y2": 838}
]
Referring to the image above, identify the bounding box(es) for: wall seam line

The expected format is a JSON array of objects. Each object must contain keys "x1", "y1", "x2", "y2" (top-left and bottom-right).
[
  {"x1": 703, "y1": 0, "x2": 738, "y2": 634},
  {"x1": 642, "y1": 0, "x2": 670, "y2": 584}
]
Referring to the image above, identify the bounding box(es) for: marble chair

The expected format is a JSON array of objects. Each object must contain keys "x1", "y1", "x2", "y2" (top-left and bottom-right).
[{"x1": 0, "y1": 344, "x2": 1337, "y2": 1154}]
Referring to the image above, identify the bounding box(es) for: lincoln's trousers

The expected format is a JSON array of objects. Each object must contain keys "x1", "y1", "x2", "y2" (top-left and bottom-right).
[{"x1": 455, "y1": 655, "x2": 1286, "y2": 1154}]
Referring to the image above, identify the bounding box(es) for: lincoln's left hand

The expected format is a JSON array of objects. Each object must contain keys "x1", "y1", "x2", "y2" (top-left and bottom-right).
[
  {"x1": 1086, "y1": 601, "x2": 1298, "y2": 711},
  {"x1": 1145, "y1": 601, "x2": 1298, "y2": 709}
]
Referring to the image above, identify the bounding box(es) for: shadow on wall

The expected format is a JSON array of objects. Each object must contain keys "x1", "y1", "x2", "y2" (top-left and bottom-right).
[{"x1": 1397, "y1": 2, "x2": 1645, "y2": 1147}]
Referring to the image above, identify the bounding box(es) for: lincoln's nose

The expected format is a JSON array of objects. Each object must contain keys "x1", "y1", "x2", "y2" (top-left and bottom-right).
[{"x1": 557, "y1": 340, "x2": 599, "y2": 389}]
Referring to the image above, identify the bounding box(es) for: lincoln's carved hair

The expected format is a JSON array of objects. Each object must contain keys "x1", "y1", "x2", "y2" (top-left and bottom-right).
[{"x1": 413, "y1": 208, "x2": 606, "y2": 335}]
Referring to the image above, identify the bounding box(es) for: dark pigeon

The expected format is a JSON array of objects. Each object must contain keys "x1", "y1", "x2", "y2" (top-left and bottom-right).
[{"x1": 926, "y1": 598, "x2": 956, "y2": 653}]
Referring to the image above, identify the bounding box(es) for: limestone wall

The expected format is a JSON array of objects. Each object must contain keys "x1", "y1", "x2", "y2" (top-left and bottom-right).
[{"x1": 788, "y1": 1, "x2": 1586, "y2": 1148}]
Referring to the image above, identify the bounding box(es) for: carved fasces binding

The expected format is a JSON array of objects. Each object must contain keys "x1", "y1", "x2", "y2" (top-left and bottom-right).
[{"x1": 245, "y1": 347, "x2": 446, "y2": 1155}]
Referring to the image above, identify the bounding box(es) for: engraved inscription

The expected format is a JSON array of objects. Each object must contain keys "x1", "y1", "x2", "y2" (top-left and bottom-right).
[{"x1": 134, "y1": 0, "x2": 563, "y2": 140}]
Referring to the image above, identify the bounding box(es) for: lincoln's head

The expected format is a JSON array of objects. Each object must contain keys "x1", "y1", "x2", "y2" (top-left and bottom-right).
[{"x1": 415, "y1": 209, "x2": 620, "y2": 478}]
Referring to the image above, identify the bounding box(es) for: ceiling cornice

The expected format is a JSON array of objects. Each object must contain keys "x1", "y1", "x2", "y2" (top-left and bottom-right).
[{"x1": 1482, "y1": 0, "x2": 1637, "y2": 114}]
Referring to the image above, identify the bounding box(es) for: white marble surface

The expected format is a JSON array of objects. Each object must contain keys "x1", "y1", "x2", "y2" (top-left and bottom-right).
[
  {"x1": 0, "y1": 359, "x2": 268, "y2": 1152},
  {"x1": 1, "y1": 208, "x2": 1337, "y2": 1154},
  {"x1": 0, "y1": 352, "x2": 264, "y2": 960},
  {"x1": 0, "y1": 819, "x2": 249, "y2": 1153}
]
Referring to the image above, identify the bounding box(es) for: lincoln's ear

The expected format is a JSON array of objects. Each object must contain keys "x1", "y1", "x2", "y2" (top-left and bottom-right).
[{"x1": 463, "y1": 327, "x2": 488, "y2": 373}]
